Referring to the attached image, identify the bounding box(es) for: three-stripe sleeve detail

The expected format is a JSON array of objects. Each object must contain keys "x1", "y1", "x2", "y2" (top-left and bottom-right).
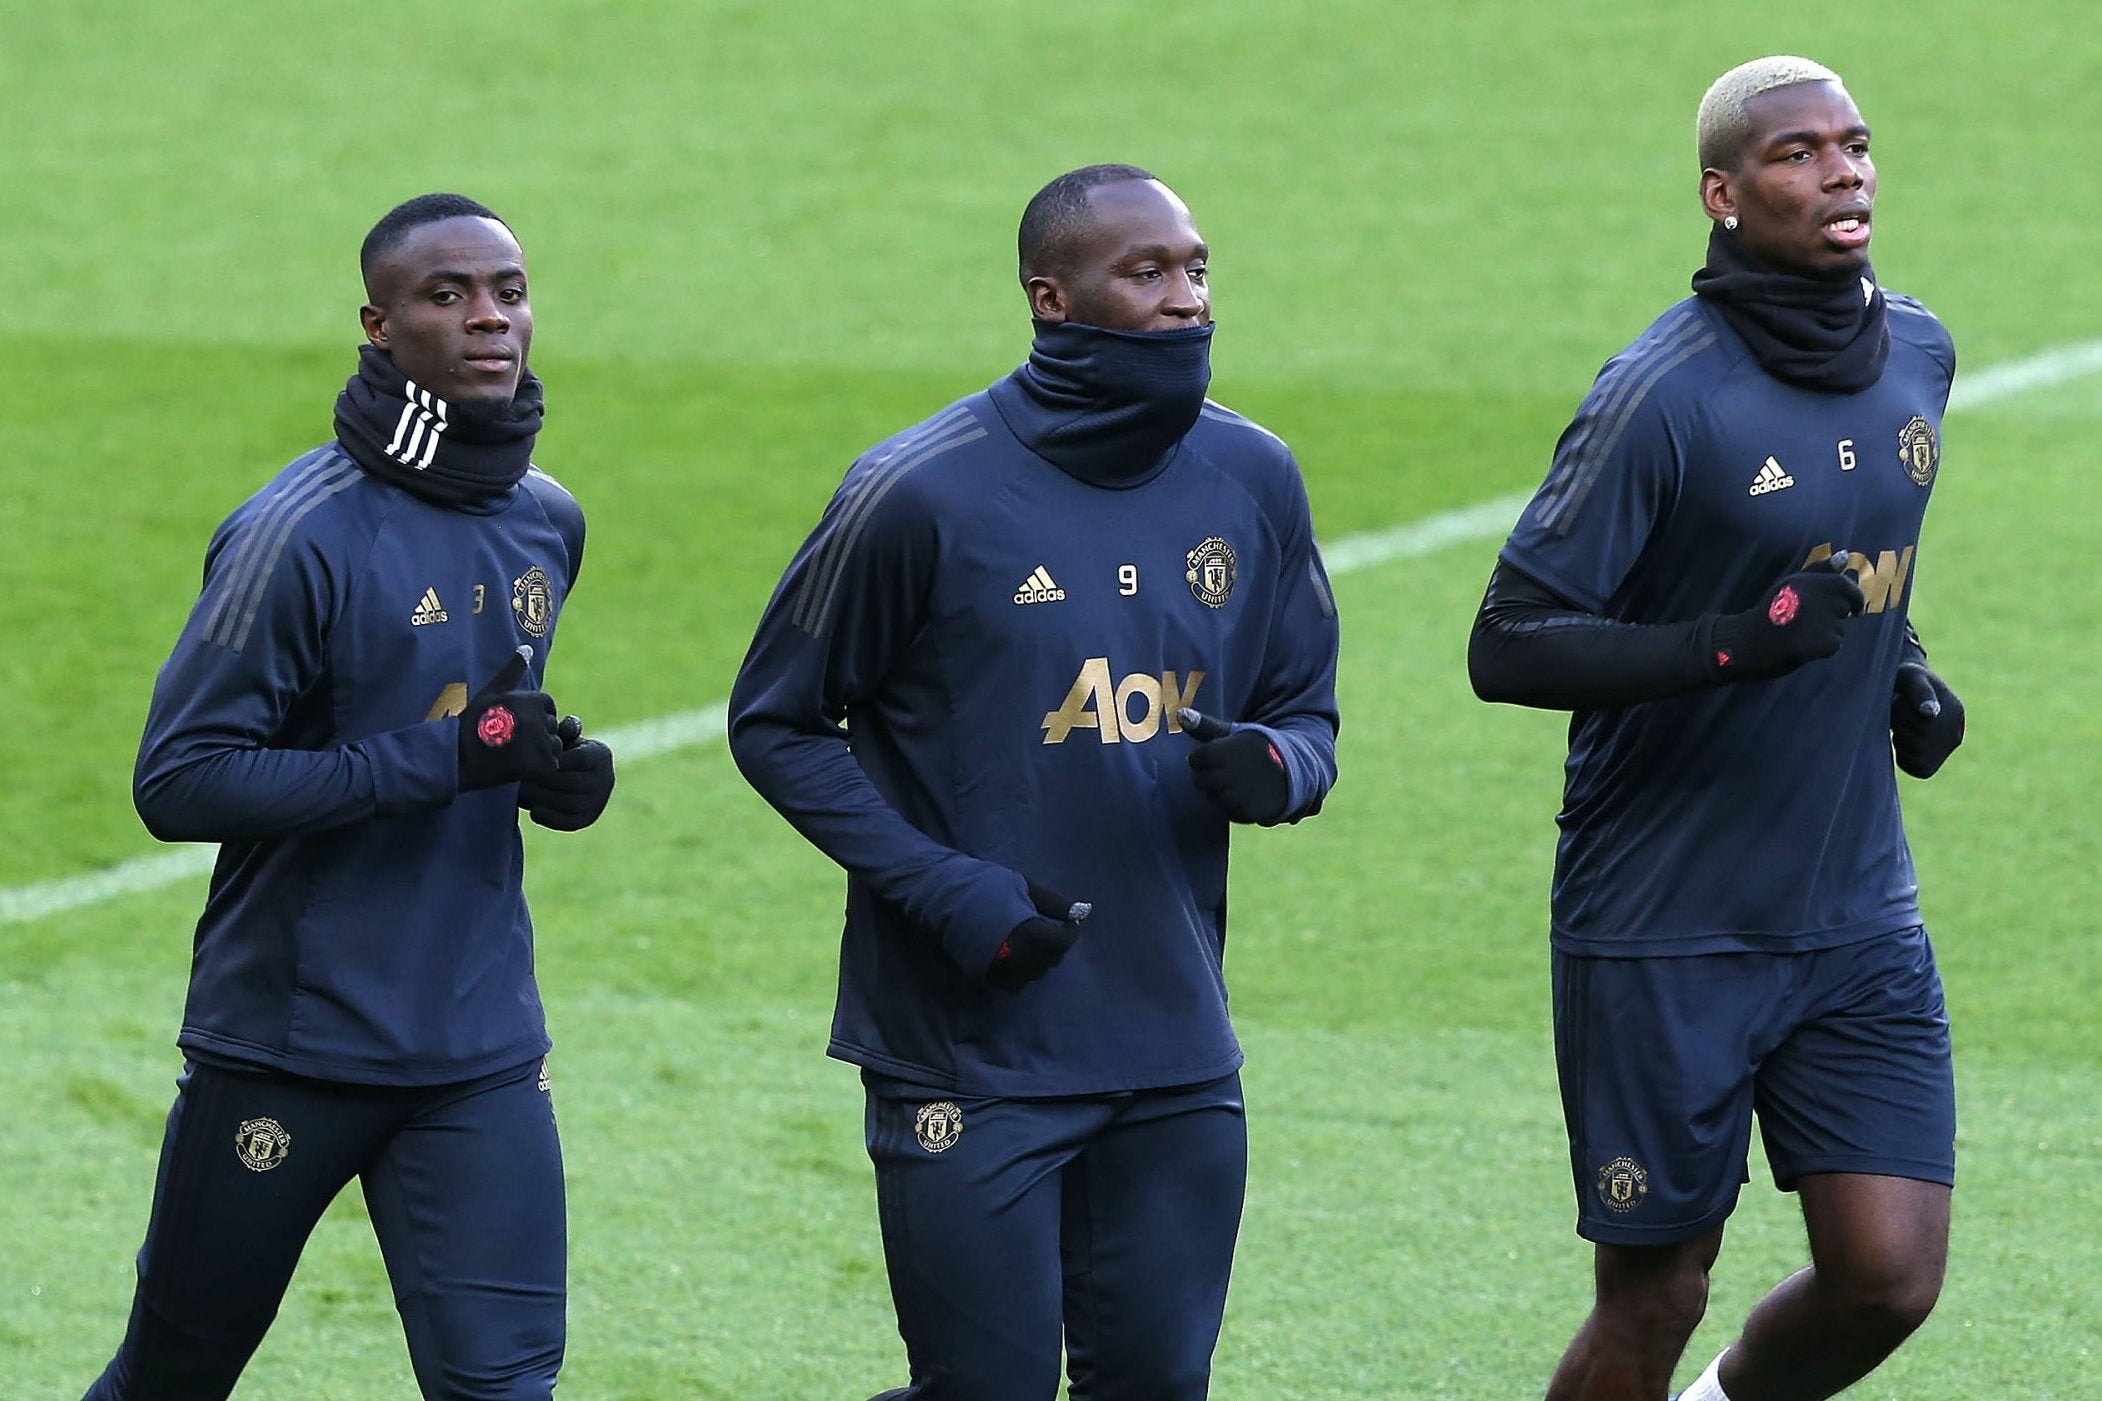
[
  {"x1": 790, "y1": 407, "x2": 986, "y2": 636},
  {"x1": 199, "y1": 450, "x2": 350, "y2": 647},
  {"x1": 201, "y1": 450, "x2": 362, "y2": 654},
  {"x1": 1534, "y1": 313, "x2": 1714, "y2": 537},
  {"x1": 1307, "y1": 549, "x2": 1337, "y2": 619}
]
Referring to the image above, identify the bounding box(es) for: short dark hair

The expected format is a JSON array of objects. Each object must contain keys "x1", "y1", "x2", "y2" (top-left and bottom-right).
[
  {"x1": 360, "y1": 193, "x2": 507, "y2": 287},
  {"x1": 1017, "y1": 164, "x2": 1157, "y2": 280}
]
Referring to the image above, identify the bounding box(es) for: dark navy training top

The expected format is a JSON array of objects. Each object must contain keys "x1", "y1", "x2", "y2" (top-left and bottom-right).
[
  {"x1": 1500, "y1": 293, "x2": 1955, "y2": 956},
  {"x1": 135, "y1": 445, "x2": 584, "y2": 1084},
  {"x1": 730, "y1": 388, "x2": 1340, "y2": 1097}
]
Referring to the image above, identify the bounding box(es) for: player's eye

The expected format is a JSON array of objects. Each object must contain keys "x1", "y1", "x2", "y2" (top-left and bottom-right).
[{"x1": 1189, "y1": 265, "x2": 1208, "y2": 283}]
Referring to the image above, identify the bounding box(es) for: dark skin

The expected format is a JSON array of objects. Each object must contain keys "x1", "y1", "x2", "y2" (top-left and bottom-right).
[
  {"x1": 1024, "y1": 179, "x2": 1210, "y2": 332},
  {"x1": 1549, "y1": 1177, "x2": 1949, "y2": 1401},
  {"x1": 1702, "y1": 80, "x2": 1875, "y2": 278},
  {"x1": 359, "y1": 216, "x2": 532, "y2": 404}
]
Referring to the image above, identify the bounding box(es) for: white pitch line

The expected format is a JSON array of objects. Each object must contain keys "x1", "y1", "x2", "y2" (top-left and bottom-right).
[
  {"x1": 1, "y1": 847, "x2": 223, "y2": 925},
  {"x1": 1948, "y1": 338, "x2": 2102, "y2": 411},
  {"x1": 3, "y1": 337, "x2": 2094, "y2": 926},
  {"x1": 1319, "y1": 491, "x2": 1535, "y2": 575}
]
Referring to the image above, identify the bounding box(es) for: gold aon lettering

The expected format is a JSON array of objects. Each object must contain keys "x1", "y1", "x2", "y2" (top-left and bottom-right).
[
  {"x1": 1804, "y1": 543, "x2": 1915, "y2": 614},
  {"x1": 1042, "y1": 658, "x2": 1205, "y2": 744}
]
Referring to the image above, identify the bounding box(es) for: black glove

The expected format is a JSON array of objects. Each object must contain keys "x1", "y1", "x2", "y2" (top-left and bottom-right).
[
  {"x1": 518, "y1": 715, "x2": 617, "y2": 830},
  {"x1": 987, "y1": 881, "x2": 1091, "y2": 992},
  {"x1": 1178, "y1": 708, "x2": 1291, "y2": 824},
  {"x1": 457, "y1": 646, "x2": 560, "y2": 790},
  {"x1": 1708, "y1": 555, "x2": 1864, "y2": 681},
  {"x1": 1892, "y1": 664, "x2": 1964, "y2": 778}
]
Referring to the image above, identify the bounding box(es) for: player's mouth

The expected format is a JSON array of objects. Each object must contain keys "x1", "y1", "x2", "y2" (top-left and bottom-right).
[
  {"x1": 462, "y1": 348, "x2": 518, "y2": 375},
  {"x1": 1821, "y1": 209, "x2": 1872, "y2": 250}
]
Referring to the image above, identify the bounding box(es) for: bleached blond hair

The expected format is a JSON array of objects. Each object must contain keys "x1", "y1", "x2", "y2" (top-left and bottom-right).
[{"x1": 1697, "y1": 56, "x2": 1846, "y2": 170}]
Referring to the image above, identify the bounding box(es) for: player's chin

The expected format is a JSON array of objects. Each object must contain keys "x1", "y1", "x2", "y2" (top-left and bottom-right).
[
  {"x1": 1810, "y1": 236, "x2": 1873, "y2": 273},
  {"x1": 451, "y1": 380, "x2": 521, "y2": 406}
]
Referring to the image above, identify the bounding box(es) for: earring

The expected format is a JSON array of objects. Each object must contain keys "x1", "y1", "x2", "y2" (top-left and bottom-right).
[{"x1": 1724, "y1": 215, "x2": 1739, "y2": 231}]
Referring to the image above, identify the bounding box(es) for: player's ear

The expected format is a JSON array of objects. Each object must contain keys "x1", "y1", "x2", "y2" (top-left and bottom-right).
[
  {"x1": 360, "y1": 303, "x2": 389, "y2": 348},
  {"x1": 1699, "y1": 168, "x2": 1736, "y2": 227},
  {"x1": 1026, "y1": 274, "x2": 1069, "y2": 323}
]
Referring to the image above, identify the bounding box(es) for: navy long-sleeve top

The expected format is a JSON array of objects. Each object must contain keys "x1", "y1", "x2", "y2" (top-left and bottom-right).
[
  {"x1": 135, "y1": 444, "x2": 584, "y2": 1085},
  {"x1": 1493, "y1": 293, "x2": 1954, "y2": 956},
  {"x1": 730, "y1": 369, "x2": 1340, "y2": 1097}
]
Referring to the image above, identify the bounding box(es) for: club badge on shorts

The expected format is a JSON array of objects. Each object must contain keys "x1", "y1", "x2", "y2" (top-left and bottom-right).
[
  {"x1": 235, "y1": 1117, "x2": 291, "y2": 1172},
  {"x1": 1897, "y1": 415, "x2": 1938, "y2": 487},
  {"x1": 1185, "y1": 536, "x2": 1237, "y2": 609},
  {"x1": 914, "y1": 1101, "x2": 963, "y2": 1153},
  {"x1": 1597, "y1": 1155, "x2": 1647, "y2": 1214}
]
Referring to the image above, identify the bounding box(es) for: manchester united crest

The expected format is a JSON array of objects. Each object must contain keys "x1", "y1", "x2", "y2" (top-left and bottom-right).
[
  {"x1": 1597, "y1": 1156, "x2": 1648, "y2": 1214},
  {"x1": 1185, "y1": 536, "x2": 1238, "y2": 609},
  {"x1": 235, "y1": 1117, "x2": 291, "y2": 1173},
  {"x1": 511, "y1": 565, "x2": 553, "y2": 638},
  {"x1": 914, "y1": 1101, "x2": 964, "y2": 1154},
  {"x1": 1896, "y1": 415, "x2": 1938, "y2": 487}
]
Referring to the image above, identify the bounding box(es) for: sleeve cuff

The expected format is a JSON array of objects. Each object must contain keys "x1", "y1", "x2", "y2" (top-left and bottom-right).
[
  {"x1": 928, "y1": 859, "x2": 1036, "y2": 977},
  {"x1": 1244, "y1": 721, "x2": 1336, "y2": 825},
  {"x1": 363, "y1": 719, "x2": 464, "y2": 817}
]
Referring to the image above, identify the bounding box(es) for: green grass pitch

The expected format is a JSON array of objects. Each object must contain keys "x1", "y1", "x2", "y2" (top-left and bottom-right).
[{"x1": 4, "y1": 2, "x2": 2099, "y2": 1396}]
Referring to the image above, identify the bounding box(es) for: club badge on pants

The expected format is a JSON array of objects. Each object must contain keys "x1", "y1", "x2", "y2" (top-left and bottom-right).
[
  {"x1": 235, "y1": 1117, "x2": 291, "y2": 1172},
  {"x1": 915, "y1": 1101, "x2": 963, "y2": 1154}
]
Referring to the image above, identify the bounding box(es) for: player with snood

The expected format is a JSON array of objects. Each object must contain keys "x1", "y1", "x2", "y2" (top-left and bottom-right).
[
  {"x1": 80, "y1": 193, "x2": 614, "y2": 1401},
  {"x1": 729, "y1": 164, "x2": 1339, "y2": 1400},
  {"x1": 1469, "y1": 59, "x2": 1967, "y2": 1401}
]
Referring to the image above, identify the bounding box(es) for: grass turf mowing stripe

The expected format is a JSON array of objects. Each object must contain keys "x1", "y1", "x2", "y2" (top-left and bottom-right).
[{"x1": 3, "y1": 336, "x2": 2092, "y2": 926}]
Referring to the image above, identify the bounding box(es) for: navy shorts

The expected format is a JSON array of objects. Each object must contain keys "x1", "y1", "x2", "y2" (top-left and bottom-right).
[
  {"x1": 1553, "y1": 925, "x2": 1956, "y2": 1245},
  {"x1": 862, "y1": 1070, "x2": 1247, "y2": 1401}
]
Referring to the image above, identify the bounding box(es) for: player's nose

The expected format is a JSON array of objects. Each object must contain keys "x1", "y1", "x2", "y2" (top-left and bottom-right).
[{"x1": 1158, "y1": 272, "x2": 1206, "y2": 324}]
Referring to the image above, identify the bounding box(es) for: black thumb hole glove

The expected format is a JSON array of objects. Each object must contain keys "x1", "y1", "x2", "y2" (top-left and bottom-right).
[
  {"x1": 1178, "y1": 708, "x2": 1290, "y2": 824},
  {"x1": 987, "y1": 881, "x2": 1091, "y2": 992},
  {"x1": 459, "y1": 647, "x2": 561, "y2": 790},
  {"x1": 518, "y1": 738, "x2": 617, "y2": 830},
  {"x1": 1708, "y1": 555, "x2": 1865, "y2": 682},
  {"x1": 1891, "y1": 664, "x2": 1964, "y2": 778}
]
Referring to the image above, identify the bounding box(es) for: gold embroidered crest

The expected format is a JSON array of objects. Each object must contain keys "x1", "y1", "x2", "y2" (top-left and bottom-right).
[
  {"x1": 1597, "y1": 1156, "x2": 1648, "y2": 1214},
  {"x1": 512, "y1": 566, "x2": 553, "y2": 638},
  {"x1": 914, "y1": 1101, "x2": 964, "y2": 1154},
  {"x1": 1896, "y1": 415, "x2": 1938, "y2": 487},
  {"x1": 1185, "y1": 537, "x2": 1237, "y2": 608},
  {"x1": 235, "y1": 1117, "x2": 291, "y2": 1173}
]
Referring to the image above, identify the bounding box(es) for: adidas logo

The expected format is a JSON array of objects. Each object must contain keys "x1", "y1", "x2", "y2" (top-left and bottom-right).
[
  {"x1": 385, "y1": 380, "x2": 449, "y2": 469},
  {"x1": 1748, "y1": 456, "x2": 1795, "y2": 496},
  {"x1": 1012, "y1": 565, "x2": 1066, "y2": 606},
  {"x1": 410, "y1": 587, "x2": 449, "y2": 626}
]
